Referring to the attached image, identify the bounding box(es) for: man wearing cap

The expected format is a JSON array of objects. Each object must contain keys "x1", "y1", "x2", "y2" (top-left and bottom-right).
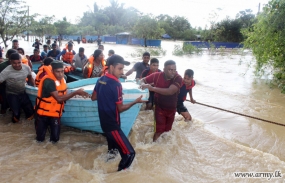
[
  {"x1": 35, "y1": 61, "x2": 89, "y2": 143},
  {"x1": 56, "y1": 43, "x2": 76, "y2": 64},
  {"x1": 91, "y1": 54, "x2": 146, "y2": 171},
  {"x1": 0, "y1": 52, "x2": 35, "y2": 122}
]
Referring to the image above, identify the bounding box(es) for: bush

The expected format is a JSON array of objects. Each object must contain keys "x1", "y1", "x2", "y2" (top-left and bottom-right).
[{"x1": 130, "y1": 47, "x2": 167, "y2": 58}]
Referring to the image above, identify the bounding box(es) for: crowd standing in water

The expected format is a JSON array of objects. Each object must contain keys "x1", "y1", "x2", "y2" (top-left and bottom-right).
[{"x1": 0, "y1": 38, "x2": 196, "y2": 171}]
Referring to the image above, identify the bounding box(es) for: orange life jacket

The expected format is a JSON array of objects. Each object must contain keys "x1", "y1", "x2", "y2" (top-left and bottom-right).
[
  {"x1": 64, "y1": 65, "x2": 74, "y2": 73},
  {"x1": 21, "y1": 56, "x2": 29, "y2": 66},
  {"x1": 35, "y1": 73, "x2": 67, "y2": 117},
  {"x1": 85, "y1": 55, "x2": 107, "y2": 78},
  {"x1": 62, "y1": 48, "x2": 74, "y2": 64},
  {"x1": 35, "y1": 65, "x2": 52, "y2": 86}
]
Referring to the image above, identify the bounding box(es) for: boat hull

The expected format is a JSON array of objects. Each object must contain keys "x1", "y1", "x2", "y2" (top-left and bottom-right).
[{"x1": 25, "y1": 78, "x2": 148, "y2": 136}]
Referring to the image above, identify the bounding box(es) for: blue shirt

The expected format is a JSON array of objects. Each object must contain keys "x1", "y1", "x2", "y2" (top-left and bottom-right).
[
  {"x1": 94, "y1": 73, "x2": 123, "y2": 132},
  {"x1": 41, "y1": 50, "x2": 48, "y2": 58},
  {"x1": 47, "y1": 50, "x2": 60, "y2": 59},
  {"x1": 178, "y1": 80, "x2": 195, "y2": 103}
]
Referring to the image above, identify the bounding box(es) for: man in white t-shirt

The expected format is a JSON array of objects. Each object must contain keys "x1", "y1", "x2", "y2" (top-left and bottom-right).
[{"x1": 0, "y1": 53, "x2": 35, "y2": 122}]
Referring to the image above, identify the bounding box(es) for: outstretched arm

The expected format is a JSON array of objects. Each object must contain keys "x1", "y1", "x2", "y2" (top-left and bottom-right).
[
  {"x1": 149, "y1": 84, "x2": 179, "y2": 95},
  {"x1": 51, "y1": 88, "x2": 89, "y2": 103},
  {"x1": 116, "y1": 95, "x2": 147, "y2": 113},
  {"x1": 91, "y1": 90, "x2": 97, "y2": 101},
  {"x1": 125, "y1": 68, "x2": 135, "y2": 76}
]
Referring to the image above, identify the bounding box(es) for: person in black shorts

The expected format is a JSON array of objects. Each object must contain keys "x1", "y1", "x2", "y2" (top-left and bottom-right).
[
  {"x1": 91, "y1": 54, "x2": 146, "y2": 171},
  {"x1": 140, "y1": 58, "x2": 161, "y2": 110},
  {"x1": 177, "y1": 69, "x2": 196, "y2": 121}
]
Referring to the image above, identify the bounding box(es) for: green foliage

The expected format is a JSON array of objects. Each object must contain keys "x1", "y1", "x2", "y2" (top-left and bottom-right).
[
  {"x1": 130, "y1": 47, "x2": 166, "y2": 57},
  {"x1": 243, "y1": 0, "x2": 285, "y2": 92},
  {"x1": 0, "y1": 0, "x2": 35, "y2": 47},
  {"x1": 54, "y1": 19, "x2": 71, "y2": 35},
  {"x1": 158, "y1": 15, "x2": 191, "y2": 40},
  {"x1": 172, "y1": 43, "x2": 203, "y2": 56},
  {"x1": 30, "y1": 16, "x2": 56, "y2": 39},
  {"x1": 172, "y1": 45, "x2": 185, "y2": 56},
  {"x1": 133, "y1": 15, "x2": 164, "y2": 40}
]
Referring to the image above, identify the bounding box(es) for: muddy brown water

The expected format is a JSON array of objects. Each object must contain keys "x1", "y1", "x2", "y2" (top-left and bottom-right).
[{"x1": 0, "y1": 39, "x2": 285, "y2": 182}]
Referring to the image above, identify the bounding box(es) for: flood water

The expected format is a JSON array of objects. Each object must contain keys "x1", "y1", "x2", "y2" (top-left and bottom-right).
[{"x1": 1, "y1": 39, "x2": 285, "y2": 182}]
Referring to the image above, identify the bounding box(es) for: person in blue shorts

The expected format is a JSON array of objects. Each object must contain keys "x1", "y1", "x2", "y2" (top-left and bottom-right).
[
  {"x1": 177, "y1": 69, "x2": 196, "y2": 121},
  {"x1": 91, "y1": 54, "x2": 146, "y2": 171}
]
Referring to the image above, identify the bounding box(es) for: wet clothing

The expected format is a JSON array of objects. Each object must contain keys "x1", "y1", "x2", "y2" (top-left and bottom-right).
[
  {"x1": 177, "y1": 81, "x2": 195, "y2": 103},
  {"x1": 29, "y1": 55, "x2": 43, "y2": 62},
  {"x1": 95, "y1": 73, "x2": 122, "y2": 132},
  {"x1": 154, "y1": 105, "x2": 176, "y2": 133},
  {"x1": 176, "y1": 81, "x2": 195, "y2": 114},
  {"x1": 35, "y1": 75, "x2": 66, "y2": 143},
  {"x1": 144, "y1": 72, "x2": 182, "y2": 133},
  {"x1": 141, "y1": 68, "x2": 161, "y2": 106},
  {"x1": 133, "y1": 62, "x2": 149, "y2": 79},
  {"x1": 145, "y1": 72, "x2": 182, "y2": 110},
  {"x1": 0, "y1": 64, "x2": 33, "y2": 121},
  {"x1": 0, "y1": 64, "x2": 31, "y2": 95},
  {"x1": 35, "y1": 116, "x2": 61, "y2": 142},
  {"x1": 95, "y1": 73, "x2": 135, "y2": 171},
  {"x1": 105, "y1": 129, "x2": 135, "y2": 171},
  {"x1": 7, "y1": 92, "x2": 34, "y2": 122},
  {"x1": 46, "y1": 50, "x2": 60, "y2": 60}
]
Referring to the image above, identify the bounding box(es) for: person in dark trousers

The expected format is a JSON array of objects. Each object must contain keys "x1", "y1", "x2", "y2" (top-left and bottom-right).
[
  {"x1": 125, "y1": 52, "x2": 150, "y2": 80},
  {"x1": 35, "y1": 61, "x2": 89, "y2": 143},
  {"x1": 0, "y1": 49, "x2": 18, "y2": 114},
  {"x1": 0, "y1": 53, "x2": 35, "y2": 122},
  {"x1": 91, "y1": 54, "x2": 146, "y2": 171}
]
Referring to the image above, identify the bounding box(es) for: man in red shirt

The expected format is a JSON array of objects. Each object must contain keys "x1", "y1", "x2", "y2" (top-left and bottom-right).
[{"x1": 140, "y1": 60, "x2": 182, "y2": 141}]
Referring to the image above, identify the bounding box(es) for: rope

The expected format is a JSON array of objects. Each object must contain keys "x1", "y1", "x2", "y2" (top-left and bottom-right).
[{"x1": 186, "y1": 100, "x2": 285, "y2": 127}]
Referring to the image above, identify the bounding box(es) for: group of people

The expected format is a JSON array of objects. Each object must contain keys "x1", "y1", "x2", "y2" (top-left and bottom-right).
[
  {"x1": 90, "y1": 51, "x2": 196, "y2": 171},
  {"x1": 0, "y1": 40, "x2": 196, "y2": 172}
]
